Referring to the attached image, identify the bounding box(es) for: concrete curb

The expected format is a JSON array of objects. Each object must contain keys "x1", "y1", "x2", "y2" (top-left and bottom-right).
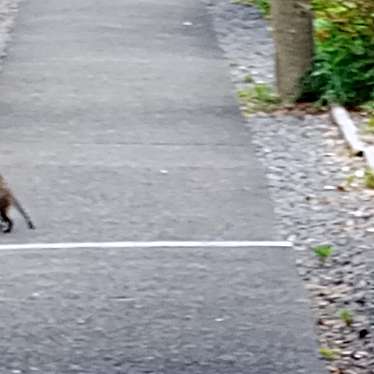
[{"x1": 330, "y1": 105, "x2": 374, "y2": 170}]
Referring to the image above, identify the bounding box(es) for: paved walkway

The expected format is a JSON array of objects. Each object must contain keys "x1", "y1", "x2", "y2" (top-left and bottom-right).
[{"x1": 0, "y1": 0, "x2": 324, "y2": 373}]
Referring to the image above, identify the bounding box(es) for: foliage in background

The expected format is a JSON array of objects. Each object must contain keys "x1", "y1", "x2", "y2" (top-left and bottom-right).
[
  {"x1": 302, "y1": 0, "x2": 374, "y2": 107},
  {"x1": 235, "y1": 0, "x2": 374, "y2": 107}
]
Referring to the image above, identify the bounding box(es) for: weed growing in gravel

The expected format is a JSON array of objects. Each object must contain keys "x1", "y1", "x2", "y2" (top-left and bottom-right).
[
  {"x1": 345, "y1": 174, "x2": 355, "y2": 186},
  {"x1": 238, "y1": 84, "x2": 281, "y2": 114},
  {"x1": 319, "y1": 347, "x2": 337, "y2": 361},
  {"x1": 360, "y1": 101, "x2": 374, "y2": 117},
  {"x1": 243, "y1": 74, "x2": 254, "y2": 83},
  {"x1": 365, "y1": 117, "x2": 374, "y2": 134},
  {"x1": 364, "y1": 168, "x2": 374, "y2": 189},
  {"x1": 232, "y1": 0, "x2": 270, "y2": 16},
  {"x1": 313, "y1": 244, "x2": 333, "y2": 263},
  {"x1": 339, "y1": 309, "x2": 353, "y2": 327}
]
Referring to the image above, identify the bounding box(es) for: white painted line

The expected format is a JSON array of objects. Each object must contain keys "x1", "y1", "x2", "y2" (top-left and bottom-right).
[{"x1": 0, "y1": 241, "x2": 293, "y2": 251}]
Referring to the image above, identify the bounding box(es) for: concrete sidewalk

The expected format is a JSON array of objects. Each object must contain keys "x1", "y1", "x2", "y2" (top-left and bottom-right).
[
  {"x1": 0, "y1": 0, "x2": 274, "y2": 244},
  {"x1": 0, "y1": 0, "x2": 325, "y2": 373}
]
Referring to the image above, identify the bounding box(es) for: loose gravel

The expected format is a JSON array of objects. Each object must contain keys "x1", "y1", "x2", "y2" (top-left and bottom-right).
[{"x1": 205, "y1": 1, "x2": 374, "y2": 373}]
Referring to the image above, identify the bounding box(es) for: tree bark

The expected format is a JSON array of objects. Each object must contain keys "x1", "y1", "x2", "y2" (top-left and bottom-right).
[{"x1": 271, "y1": 0, "x2": 314, "y2": 102}]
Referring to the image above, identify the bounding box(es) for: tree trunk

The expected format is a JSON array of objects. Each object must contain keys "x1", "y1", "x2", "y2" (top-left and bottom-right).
[{"x1": 271, "y1": 0, "x2": 314, "y2": 102}]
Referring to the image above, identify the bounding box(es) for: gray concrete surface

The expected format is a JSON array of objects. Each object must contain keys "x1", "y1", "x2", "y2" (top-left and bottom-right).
[
  {"x1": 0, "y1": 0, "x2": 274, "y2": 243},
  {"x1": 0, "y1": 246, "x2": 324, "y2": 374},
  {"x1": 0, "y1": 0, "x2": 325, "y2": 372}
]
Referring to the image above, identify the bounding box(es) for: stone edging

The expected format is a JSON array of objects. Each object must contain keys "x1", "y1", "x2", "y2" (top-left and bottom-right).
[{"x1": 330, "y1": 105, "x2": 374, "y2": 170}]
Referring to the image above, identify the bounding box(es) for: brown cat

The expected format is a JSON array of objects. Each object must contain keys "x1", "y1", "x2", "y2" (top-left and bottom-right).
[{"x1": 0, "y1": 174, "x2": 35, "y2": 233}]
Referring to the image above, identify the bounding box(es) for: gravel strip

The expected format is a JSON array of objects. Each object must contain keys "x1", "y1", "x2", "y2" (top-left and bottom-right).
[{"x1": 205, "y1": 1, "x2": 374, "y2": 373}]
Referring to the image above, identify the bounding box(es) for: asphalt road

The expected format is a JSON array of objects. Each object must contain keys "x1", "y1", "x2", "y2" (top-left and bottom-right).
[
  {"x1": 0, "y1": 245, "x2": 324, "y2": 374},
  {"x1": 0, "y1": 0, "x2": 274, "y2": 243},
  {"x1": 0, "y1": 0, "x2": 325, "y2": 373}
]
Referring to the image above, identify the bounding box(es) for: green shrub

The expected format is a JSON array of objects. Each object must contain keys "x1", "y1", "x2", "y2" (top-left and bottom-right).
[
  {"x1": 234, "y1": 0, "x2": 374, "y2": 107},
  {"x1": 302, "y1": 0, "x2": 374, "y2": 106}
]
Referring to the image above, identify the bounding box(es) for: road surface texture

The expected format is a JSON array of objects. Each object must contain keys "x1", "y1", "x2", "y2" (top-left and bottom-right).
[{"x1": 0, "y1": 0, "x2": 325, "y2": 373}]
